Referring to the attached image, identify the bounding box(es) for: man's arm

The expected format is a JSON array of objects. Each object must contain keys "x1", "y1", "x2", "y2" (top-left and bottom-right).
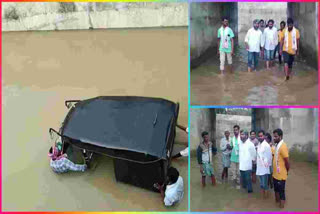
[
  {"x1": 217, "y1": 38, "x2": 220, "y2": 55},
  {"x1": 176, "y1": 124, "x2": 187, "y2": 132},
  {"x1": 244, "y1": 31, "x2": 250, "y2": 50},
  {"x1": 280, "y1": 36, "x2": 284, "y2": 55},
  {"x1": 296, "y1": 39, "x2": 300, "y2": 56},
  {"x1": 284, "y1": 157, "x2": 290, "y2": 173},
  {"x1": 160, "y1": 184, "x2": 165, "y2": 199},
  {"x1": 220, "y1": 139, "x2": 227, "y2": 151},
  {"x1": 231, "y1": 38, "x2": 234, "y2": 55}
]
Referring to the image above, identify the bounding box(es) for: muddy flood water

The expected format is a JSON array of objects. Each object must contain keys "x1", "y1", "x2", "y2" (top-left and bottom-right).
[
  {"x1": 191, "y1": 40, "x2": 318, "y2": 106},
  {"x1": 190, "y1": 157, "x2": 318, "y2": 212},
  {"x1": 2, "y1": 27, "x2": 188, "y2": 211}
]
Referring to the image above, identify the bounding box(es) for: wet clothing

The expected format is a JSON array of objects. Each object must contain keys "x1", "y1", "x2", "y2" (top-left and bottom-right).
[
  {"x1": 197, "y1": 141, "x2": 217, "y2": 176},
  {"x1": 265, "y1": 49, "x2": 275, "y2": 61},
  {"x1": 220, "y1": 51, "x2": 232, "y2": 71},
  {"x1": 201, "y1": 162, "x2": 214, "y2": 176},
  {"x1": 283, "y1": 52, "x2": 295, "y2": 68},
  {"x1": 230, "y1": 135, "x2": 240, "y2": 163},
  {"x1": 218, "y1": 26, "x2": 234, "y2": 71},
  {"x1": 164, "y1": 176, "x2": 184, "y2": 206},
  {"x1": 50, "y1": 157, "x2": 87, "y2": 173},
  {"x1": 272, "y1": 140, "x2": 289, "y2": 181},
  {"x1": 281, "y1": 27, "x2": 300, "y2": 55},
  {"x1": 245, "y1": 28, "x2": 263, "y2": 53},
  {"x1": 239, "y1": 139, "x2": 256, "y2": 171},
  {"x1": 196, "y1": 141, "x2": 217, "y2": 164},
  {"x1": 256, "y1": 140, "x2": 272, "y2": 176},
  {"x1": 259, "y1": 174, "x2": 269, "y2": 190},
  {"x1": 240, "y1": 170, "x2": 253, "y2": 193},
  {"x1": 273, "y1": 178, "x2": 286, "y2": 200},
  {"x1": 220, "y1": 137, "x2": 232, "y2": 168},
  {"x1": 248, "y1": 52, "x2": 259, "y2": 69},
  {"x1": 262, "y1": 27, "x2": 278, "y2": 51},
  {"x1": 218, "y1": 26, "x2": 234, "y2": 53},
  {"x1": 232, "y1": 162, "x2": 240, "y2": 182}
]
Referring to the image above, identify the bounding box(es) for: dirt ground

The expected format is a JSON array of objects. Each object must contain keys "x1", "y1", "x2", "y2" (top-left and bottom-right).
[
  {"x1": 2, "y1": 27, "x2": 188, "y2": 211},
  {"x1": 190, "y1": 157, "x2": 318, "y2": 212}
]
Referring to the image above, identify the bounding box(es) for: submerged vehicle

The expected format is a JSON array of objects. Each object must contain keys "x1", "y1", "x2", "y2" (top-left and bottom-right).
[{"x1": 49, "y1": 96, "x2": 179, "y2": 191}]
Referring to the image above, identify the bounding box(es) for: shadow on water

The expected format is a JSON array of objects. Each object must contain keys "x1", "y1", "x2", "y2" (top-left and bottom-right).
[{"x1": 191, "y1": 34, "x2": 318, "y2": 106}]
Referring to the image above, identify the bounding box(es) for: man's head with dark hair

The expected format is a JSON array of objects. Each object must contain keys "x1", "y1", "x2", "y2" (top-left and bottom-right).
[
  {"x1": 167, "y1": 167, "x2": 179, "y2": 184},
  {"x1": 202, "y1": 131, "x2": 209, "y2": 143},
  {"x1": 287, "y1": 18, "x2": 294, "y2": 24},
  {"x1": 258, "y1": 130, "x2": 265, "y2": 143},
  {"x1": 250, "y1": 130, "x2": 256, "y2": 140},
  {"x1": 273, "y1": 128, "x2": 283, "y2": 144},
  {"x1": 201, "y1": 131, "x2": 208, "y2": 137},
  {"x1": 233, "y1": 125, "x2": 240, "y2": 136},
  {"x1": 268, "y1": 19, "x2": 274, "y2": 29},
  {"x1": 259, "y1": 19, "x2": 265, "y2": 28},
  {"x1": 222, "y1": 16, "x2": 229, "y2": 21},
  {"x1": 240, "y1": 130, "x2": 248, "y2": 142},
  {"x1": 287, "y1": 18, "x2": 294, "y2": 31},
  {"x1": 280, "y1": 21, "x2": 286, "y2": 30},
  {"x1": 265, "y1": 133, "x2": 272, "y2": 143},
  {"x1": 222, "y1": 17, "x2": 229, "y2": 27}
]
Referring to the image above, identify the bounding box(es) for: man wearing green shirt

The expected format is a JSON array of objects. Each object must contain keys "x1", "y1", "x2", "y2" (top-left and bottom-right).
[
  {"x1": 231, "y1": 125, "x2": 240, "y2": 187},
  {"x1": 217, "y1": 17, "x2": 235, "y2": 75}
]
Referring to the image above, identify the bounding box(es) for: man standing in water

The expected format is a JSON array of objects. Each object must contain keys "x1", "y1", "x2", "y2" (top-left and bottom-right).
[
  {"x1": 256, "y1": 130, "x2": 272, "y2": 199},
  {"x1": 245, "y1": 20, "x2": 263, "y2": 72},
  {"x1": 197, "y1": 131, "x2": 217, "y2": 186},
  {"x1": 262, "y1": 20, "x2": 278, "y2": 69},
  {"x1": 230, "y1": 125, "x2": 240, "y2": 188},
  {"x1": 280, "y1": 18, "x2": 300, "y2": 81},
  {"x1": 248, "y1": 130, "x2": 259, "y2": 183},
  {"x1": 272, "y1": 128, "x2": 290, "y2": 208},
  {"x1": 239, "y1": 130, "x2": 256, "y2": 194},
  {"x1": 217, "y1": 17, "x2": 235, "y2": 75},
  {"x1": 220, "y1": 130, "x2": 232, "y2": 182},
  {"x1": 274, "y1": 21, "x2": 286, "y2": 64}
]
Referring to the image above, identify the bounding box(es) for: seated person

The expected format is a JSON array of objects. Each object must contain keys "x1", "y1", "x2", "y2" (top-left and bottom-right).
[
  {"x1": 48, "y1": 137, "x2": 87, "y2": 173},
  {"x1": 154, "y1": 167, "x2": 184, "y2": 206}
]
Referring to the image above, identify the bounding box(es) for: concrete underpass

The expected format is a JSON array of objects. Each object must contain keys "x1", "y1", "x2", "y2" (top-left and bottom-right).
[{"x1": 190, "y1": 2, "x2": 318, "y2": 106}]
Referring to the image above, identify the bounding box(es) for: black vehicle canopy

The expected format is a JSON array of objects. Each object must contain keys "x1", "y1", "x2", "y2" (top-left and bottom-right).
[{"x1": 61, "y1": 96, "x2": 179, "y2": 160}]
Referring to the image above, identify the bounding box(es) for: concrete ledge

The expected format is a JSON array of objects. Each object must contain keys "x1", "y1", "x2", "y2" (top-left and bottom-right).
[{"x1": 2, "y1": 2, "x2": 188, "y2": 32}]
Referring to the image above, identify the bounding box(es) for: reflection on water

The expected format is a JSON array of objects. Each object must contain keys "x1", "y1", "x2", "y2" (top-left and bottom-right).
[
  {"x1": 2, "y1": 28, "x2": 188, "y2": 211},
  {"x1": 191, "y1": 34, "x2": 318, "y2": 106}
]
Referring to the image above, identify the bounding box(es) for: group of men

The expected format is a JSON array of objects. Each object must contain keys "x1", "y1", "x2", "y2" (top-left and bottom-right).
[
  {"x1": 197, "y1": 126, "x2": 290, "y2": 209},
  {"x1": 218, "y1": 17, "x2": 300, "y2": 81}
]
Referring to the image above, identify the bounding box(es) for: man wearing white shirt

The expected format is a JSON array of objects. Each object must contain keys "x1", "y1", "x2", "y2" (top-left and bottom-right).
[
  {"x1": 155, "y1": 167, "x2": 184, "y2": 207},
  {"x1": 256, "y1": 130, "x2": 272, "y2": 199},
  {"x1": 263, "y1": 20, "x2": 278, "y2": 69},
  {"x1": 245, "y1": 20, "x2": 264, "y2": 72},
  {"x1": 239, "y1": 130, "x2": 257, "y2": 193}
]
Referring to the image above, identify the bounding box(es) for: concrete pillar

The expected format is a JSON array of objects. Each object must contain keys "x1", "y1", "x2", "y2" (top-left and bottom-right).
[
  {"x1": 190, "y1": 108, "x2": 216, "y2": 151},
  {"x1": 287, "y1": 3, "x2": 318, "y2": 69},
  {"x1": 252, "y1": 108, "x2": 270, "y2": 132}
]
